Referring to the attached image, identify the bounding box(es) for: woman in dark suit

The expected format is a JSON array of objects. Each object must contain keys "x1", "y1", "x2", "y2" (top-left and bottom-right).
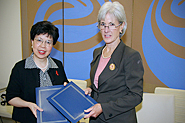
[
  {"x1": 84, "y1": 1, "x2": 144, "y2": 123},
  {"x1": 6, "y1": 21, "x2": 68, "y2": 123}
]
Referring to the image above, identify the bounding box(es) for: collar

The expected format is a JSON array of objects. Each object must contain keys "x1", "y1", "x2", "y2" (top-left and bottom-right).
[
  {"x1": 25, "y1": 53, "x2": 58, "y2": 69},
  {"x1": 91, "y1": 40, "x2": 126, "y2": 68}
]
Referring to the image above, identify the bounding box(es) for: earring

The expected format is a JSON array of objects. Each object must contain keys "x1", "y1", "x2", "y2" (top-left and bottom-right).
[
  {"x1": 120, "y1": 30, "x2": 123, "y2": 34},
  {"x1": 31, "y1": 46, "x2": 33, "y2": 48}
]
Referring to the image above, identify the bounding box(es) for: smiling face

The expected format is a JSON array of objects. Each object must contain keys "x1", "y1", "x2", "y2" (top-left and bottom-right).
[
  {"x1": 100, "y1": 13, "x2": 124, "y2": 46},
  {"x1": 32, "y1": 33, "x2": 53, "y2": 60}
]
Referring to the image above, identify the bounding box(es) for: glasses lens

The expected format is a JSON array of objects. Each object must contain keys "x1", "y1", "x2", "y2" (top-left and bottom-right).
[
  {"x1": 99, "y1": 25, "x2": 104, "y2": 30},
  {"x1": 35, "y1": 39, "x2": 42, "y2": 45},
  {"x1": 109, "y1": 25, "x2": 115, "y2": 30},
  {"x1": 35, "y1": 38, "x2": 52, "y2": 47},
  {"x1": 99, "y1": 22, "x2": 121, "y2": 30},
  {"x1": 46, "y1": 41, "x2": 53, "y2": 47}
]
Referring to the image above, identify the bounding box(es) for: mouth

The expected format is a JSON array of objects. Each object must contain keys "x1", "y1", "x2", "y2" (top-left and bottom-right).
[
  {"x1": 104, "y1": 35, "x2": 111, "y2": 38},
  {"x1": 38, "y1": 50, "x2": 46, "y2": 55}
]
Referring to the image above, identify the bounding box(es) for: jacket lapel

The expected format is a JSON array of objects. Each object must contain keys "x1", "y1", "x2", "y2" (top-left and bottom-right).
[
  {"x1": 90, "y1": 46, "x2": 104, "y2": 90},
  {"x1": 98, "y1": 41, "x2": 126, "y2": 87}
]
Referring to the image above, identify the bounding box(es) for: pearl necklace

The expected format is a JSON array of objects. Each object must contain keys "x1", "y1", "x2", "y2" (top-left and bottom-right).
[
  {"x1": 102, "y1": 46, "x2": 111, "y2": 58},
  {"x1": 36, "y1": 58, "x2": 48, "y2": 70}
]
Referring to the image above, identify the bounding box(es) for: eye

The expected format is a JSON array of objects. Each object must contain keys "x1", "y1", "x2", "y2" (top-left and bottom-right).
[
  {"x1": 36, "y1": 39, "x2": 42, "y2": 42},
  {"x1": 46, "y1": 41, "x2": 52, "y2": 44},
  {"x1": 100, "y1": 23, "x2": 105, "y2": 26},
  {"x1": 109, "y1": 23, "x2": 115, "y2": 26}
]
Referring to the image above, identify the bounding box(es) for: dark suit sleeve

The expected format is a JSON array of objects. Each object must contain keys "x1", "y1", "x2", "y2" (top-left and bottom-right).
[
  {"x1": 101, "y1": 51, "x2": 144, "y2": 120},
  {"x1": 125, "y1": 51, "x2": 144, "y2": 98},
  {"x1": 6, "y1": 62, "x2": 23, "y2": 102}
]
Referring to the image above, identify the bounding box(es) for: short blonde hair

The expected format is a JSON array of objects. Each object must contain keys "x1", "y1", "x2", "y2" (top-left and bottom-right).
[{"x1": 97, "y1": 1, "x2": 127, "y2": 37}]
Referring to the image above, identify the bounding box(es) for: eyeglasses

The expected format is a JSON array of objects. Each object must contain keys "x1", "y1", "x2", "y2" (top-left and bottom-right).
[
  {"x1": 34, "y1": 38, "x2": 53, "y2": 47},
  {"x1": 99, "y1": 22, "x2": 122, "y2": 30}
]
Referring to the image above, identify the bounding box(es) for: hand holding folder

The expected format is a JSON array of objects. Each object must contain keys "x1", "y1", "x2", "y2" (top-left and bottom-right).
[
  {"x1": 36, "y1": 85, "x2": 70, "y2": 123},
  {"x1": 36, "y1": 81, "x2": 97, "y2": 123},
  {"x1": 47, "y1": 82, "x2": 97, "y2": 123}
]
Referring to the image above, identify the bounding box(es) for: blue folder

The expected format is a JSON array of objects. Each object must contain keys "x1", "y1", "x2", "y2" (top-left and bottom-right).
[
  {"x1": 36, "y1": 85, "x2": 70, "y2": 123},
  {"x1": 47, "y1": 81, "x2": 97, "y2": 123}
]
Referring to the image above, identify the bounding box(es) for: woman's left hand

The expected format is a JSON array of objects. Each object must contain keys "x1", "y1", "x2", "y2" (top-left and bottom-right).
[
  {"x1": 84, "y1": 103, "x2": 102, "y2": 119},
  {"x1": 63, "y1": 82, "x2": 68, "y2": 86}
]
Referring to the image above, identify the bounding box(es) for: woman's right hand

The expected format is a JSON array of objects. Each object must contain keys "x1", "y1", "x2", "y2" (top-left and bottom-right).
[
  {"x1": 27, "y1": 102, "x2": 43, "y2": 118},
  {"x1": 8, "y1": 97, "x2": 43, "y2": 118},
  {"x1": 84, "y1": 87, "x2": 92, "y2": 96}
]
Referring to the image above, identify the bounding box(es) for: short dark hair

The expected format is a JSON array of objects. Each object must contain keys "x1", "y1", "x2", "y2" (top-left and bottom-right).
[{"x1": 30, "y1": 21, "x2": 59, "y2": 45}]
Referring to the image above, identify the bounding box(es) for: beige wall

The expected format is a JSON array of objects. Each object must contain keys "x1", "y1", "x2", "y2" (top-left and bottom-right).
[{"x1": 0, "y1": 0, "x2": 22, "y2": 88}]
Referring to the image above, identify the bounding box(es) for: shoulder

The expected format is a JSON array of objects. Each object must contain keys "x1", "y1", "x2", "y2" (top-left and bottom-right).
[
  {"x1": 124, "y1": 45, "x2": 141, "y2": 58},
  {"x1": 13, "y1": 59, "x2": 26, "y2": 69},
  {"x1": 50, "y1": 57, "x2": 63, "y2": 67},
  {"x1": 117, "y1": 40, "x2": 140, "y2": 57},
  {"x1": 123, "y1": 46, "x2": 143, "y2": 70},
  {"x1": 93, "y1": 46, "x2": 104, "y2": 57},
  {"x1": 51, "y1": 57, "x2": 62, "y2": 63},
  {"x1": 10, "y1": 59, "x2": 27, "y2": 76},
  {"x1": 94, "y1": 46, "x2": 103, "y2": 53}
]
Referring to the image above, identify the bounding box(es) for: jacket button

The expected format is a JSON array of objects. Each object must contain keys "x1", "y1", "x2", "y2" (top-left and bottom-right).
[{"x1": 109, "y1": 114, "x2": 112, "y2": 117}]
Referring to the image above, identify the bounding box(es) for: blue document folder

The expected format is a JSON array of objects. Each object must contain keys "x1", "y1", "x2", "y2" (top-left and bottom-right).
[
  {"x1": 47, "y1": 81, "x2": 97, "y2": 123},
  {"x1": 36, "y1": 85, "x2": 70, "y2": 123}
]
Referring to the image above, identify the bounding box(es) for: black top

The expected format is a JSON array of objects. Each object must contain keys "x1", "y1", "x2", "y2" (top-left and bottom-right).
[{"x1": 6, "y1": 57, "x2": 68, "y2": 123}]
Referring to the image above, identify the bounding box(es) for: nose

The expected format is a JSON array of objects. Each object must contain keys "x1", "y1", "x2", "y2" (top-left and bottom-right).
[
  {"x1": 40, "y1": 41, "x2": 46, "y2": 47},
  {"x1": 104, "y1": 26, "x2": 109, "y2": 32}
]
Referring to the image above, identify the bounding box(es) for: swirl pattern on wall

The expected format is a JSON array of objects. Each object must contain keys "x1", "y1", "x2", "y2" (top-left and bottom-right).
[
  {"x1": 34, "y1": 0, "x2": 107, "y2": 79},
  {"x1": 142, "y1": 0, "x2": 185, "y2": 89}
]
